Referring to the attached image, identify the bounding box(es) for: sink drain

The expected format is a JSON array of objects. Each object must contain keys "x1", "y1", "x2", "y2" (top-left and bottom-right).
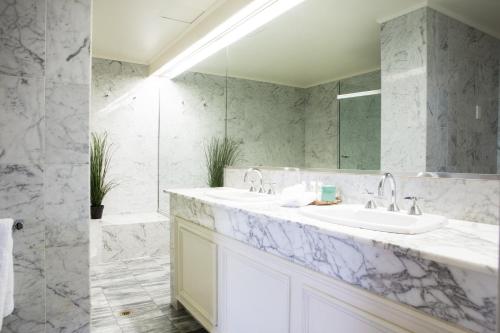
[{"x1": 119, "y1": 310, "x2": 131, "y2": 316}]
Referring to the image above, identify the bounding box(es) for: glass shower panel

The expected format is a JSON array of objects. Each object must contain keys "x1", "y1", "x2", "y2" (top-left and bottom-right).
[{"x1": 338, "y1": 94, "x2": 381, "y2": 170}]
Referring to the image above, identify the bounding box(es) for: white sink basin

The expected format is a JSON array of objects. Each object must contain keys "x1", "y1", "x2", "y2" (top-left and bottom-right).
[
  {"x1": 206, "y1": 188, "x2": 276, "y2": 203},
  {"x1": 299, "y1": 204, "x2": 447, "y2": 234}
]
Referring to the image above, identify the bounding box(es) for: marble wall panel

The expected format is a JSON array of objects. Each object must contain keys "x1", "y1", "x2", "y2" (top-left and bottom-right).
[
  {"x1": 46, "y1": 82, "x2": 89, "y2": 164},
  {"x1": 227, "y1": 77, "x2": 306, "y2": 168},
  {"x1": 381, "y1": 7, "x2": 500, "y2": 173},
  {"x1": 0, "y1": 74, "x2": 44, "y2": 165},
  {"x1": 498, "y1": 60, "x2": 500, "y2": 173},
  {"x1": 44, "y1": 0, "x2": 91, "y2": 331},
  {"x1": 1, "y1": 0, "x2": 91, "y2": 331},
  {"x1": 303, "y1": 80, "x2": 339, "y2": 168},
  {"x1": 91, "y1": 58, "x2": 149, "y2": 111},
  {"x1": 427, "y1": 8, "x2": 499, "y2": 174},
  {"x1": 45, "y1": 0, "x2": 91, "y2": 85},
  {"x1": 91, "y1": 59, "x2": 158, "y2": 215},
  {"x1": 0, "y1": 0, "x2": 45, "y2": 77},
  {"x1": 380, "y1": 7, "x2": 428, "y2": 172},
  {"x1": 0, "y1": 165, "x2": 45, "y2": 333},
  {"x1": 0, "y1": 4, "x2": 47, "y2": 328},
  {"x1": 158, "y1": 72, "x2": 227, "y2": 213}
]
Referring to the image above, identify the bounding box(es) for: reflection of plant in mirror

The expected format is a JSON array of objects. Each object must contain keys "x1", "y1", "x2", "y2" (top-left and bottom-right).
[{"x1": 205, "y1": 137, "x2": 241, "y2": 187}]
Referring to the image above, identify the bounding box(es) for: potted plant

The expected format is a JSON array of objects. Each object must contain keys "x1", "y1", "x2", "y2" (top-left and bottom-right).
[
  {"x1": 205, "y1": 137, "x2": 241, "y2": 187},
  {"x1": 90, "y1": 132, "x2": 117, "y2": 219}
]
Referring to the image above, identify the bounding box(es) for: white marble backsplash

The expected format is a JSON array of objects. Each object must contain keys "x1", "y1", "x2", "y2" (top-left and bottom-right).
[{"x1": 225, "y1": 167, "x2": 500, "y2": 225}]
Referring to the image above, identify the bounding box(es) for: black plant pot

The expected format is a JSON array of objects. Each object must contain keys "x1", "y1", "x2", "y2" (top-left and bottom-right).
[{"x1": 91, "y1": 205, "x2": 104, "y2": 219}]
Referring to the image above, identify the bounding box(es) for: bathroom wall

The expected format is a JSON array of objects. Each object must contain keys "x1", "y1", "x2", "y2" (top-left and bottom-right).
[
  {"x1": 380, "y1": 8, "x2": 428, "y2": 172},
  {"x1": 303, "y1": 71, "x2": 381, "y2": 169},
  {"x1": 158, "y1": 72, "x2": 227, "y2": 213},
  {"x1": 225, "y1": 167, "x2": 500, "y2": 225},
  {"x1": 0, "y1": 0, "x2": 91, "y2": 332},
  {"x1": 227, "y1": 77, "x2": 307, "y2": 167},
  {"x1": 426, "y1": 8, "x2": 499, "y2": 174},
  {"x1": 381, "y1": 7, "x2": 500, "y2": 174},
  {"x1": 158, "y1": 70, "x2": 382, "y2": 214},
  {"x1": 338, "y1": 71, "x2": 381, "y2": 170},
  {"x1": 498, "y1": 70, "x2": 500, "y2": 173},
  {"x1": 91, "y1": 58, "x2": 159, "y2": 215},
  {"x1": 304, "y1": 80, "x2": 339, "y2": 168}
]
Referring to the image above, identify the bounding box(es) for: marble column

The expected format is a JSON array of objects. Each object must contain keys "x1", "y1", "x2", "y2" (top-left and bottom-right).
[
  {"x1": 44, "y1": 0, "x2": 91, "y2": 331},
  {"x1": 380, "y1": 7, "x2": 500, "y2": 173},
  {"x1": 0, "y1": 0, "x2": 91, "y2": 332}
]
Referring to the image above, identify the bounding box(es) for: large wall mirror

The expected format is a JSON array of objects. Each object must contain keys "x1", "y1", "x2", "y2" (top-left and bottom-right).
[{"x1": 186, "y1": 0, "x2": 500, "y2": 175}]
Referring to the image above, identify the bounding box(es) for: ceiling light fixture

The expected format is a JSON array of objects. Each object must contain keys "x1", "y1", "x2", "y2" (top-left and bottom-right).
[{"x1": 154, "y1": 0, "x2": 305, "y2": 79}]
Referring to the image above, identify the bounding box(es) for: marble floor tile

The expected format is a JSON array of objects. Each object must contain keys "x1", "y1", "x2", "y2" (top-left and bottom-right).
[
  {"x1": 91, "y1": 256, "x2": 207, "y2": 333},
  {"x1": 142, "y1": 281, "x2": 171, "y2": 306},
  {"x1": 120, "y1": 315, "x2": 177, "y2": 333},
  {"x1": 132, "y1": 268, "x2": 169, "y2": 285},
  {"x1": 112, "y1": 301, "x2": 164, "y2": 326},
  {"x1": 92, "y1": 307, "x2": 117, "y2": 329},
  {"x1": 92, "y1": 324, "x2": 123, "y2": 333},
  {"x1": 92, "y1": 269, "x2": 138, "y2": 288},
  {"x1": 103, "y1": 285, "x2": 152, "y2": 307}
]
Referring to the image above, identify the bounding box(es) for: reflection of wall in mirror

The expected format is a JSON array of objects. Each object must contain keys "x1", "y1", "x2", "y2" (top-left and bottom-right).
[{"x1": 381, "y1": 7, "x2": 500, "y2": 174}]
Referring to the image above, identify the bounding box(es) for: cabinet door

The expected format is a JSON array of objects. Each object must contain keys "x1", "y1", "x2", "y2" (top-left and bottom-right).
[
  {"x1": 219, "y1": 248, "x2": 291, "y2": 333},
  {"x1": 177, "y1": 220, "x2": 217, "y2": 327},
  {"x1": 302, "y1": 286, "x2": 409, "y2": 333}
]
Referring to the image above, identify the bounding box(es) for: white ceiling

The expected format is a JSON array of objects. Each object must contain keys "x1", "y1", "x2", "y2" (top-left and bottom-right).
[
  {"x1": 92, "y1": 0, "x2": 500, "y2": 85},
  {"x1": 92, "y1": 0, "x2": 220, "y2": 64},
  {"x1": 193, "y1": 0, "x2": 500, "y2": 87}
]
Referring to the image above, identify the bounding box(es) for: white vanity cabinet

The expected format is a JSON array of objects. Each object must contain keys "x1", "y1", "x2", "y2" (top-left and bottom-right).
[
  {"x1": 218, "y1": 248, "x2": 291, "y2": 333},
  {"x1": 173, "y1": 217, "x2": 467, "y2": 333},
  {"x1": 174, "y1": 217, "x2": 217, "y2": 330}
]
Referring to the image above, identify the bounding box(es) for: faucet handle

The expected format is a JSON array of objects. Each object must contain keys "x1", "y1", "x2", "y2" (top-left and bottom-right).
[
  {"x1": 264, "y1": 182, "x2": 277, "y2": 195},
  {"x1": 248, "y1": 180, "x2": 256, "y2": 192},
  {"x1": 364, "y1": 191, "x2": 377, "y2": 209},
  {"x1": 404, "y1": 196, "x2": 423, "y2": 215}
]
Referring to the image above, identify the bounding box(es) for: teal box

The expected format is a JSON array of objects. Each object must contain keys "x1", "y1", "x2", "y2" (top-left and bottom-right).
[{"x1": 321, "y1": 185, "x2": 336, "y2": 202}]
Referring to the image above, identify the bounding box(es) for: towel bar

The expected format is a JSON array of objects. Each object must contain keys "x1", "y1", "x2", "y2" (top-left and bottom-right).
[{"x1": 12, "y1": 219, "x2": 24, "y2": 231}]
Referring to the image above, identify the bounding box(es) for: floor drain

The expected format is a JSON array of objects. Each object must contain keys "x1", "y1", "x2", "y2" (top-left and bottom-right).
[{"x1": 119, "y1": 310, "x2": 131, "y2": 316}]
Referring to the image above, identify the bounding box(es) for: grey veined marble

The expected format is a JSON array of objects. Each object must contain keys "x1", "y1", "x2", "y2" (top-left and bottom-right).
[
  {"x1": 225, "y1": 167, "x2": 500, "y2": 225},
  {"x1": 0, "y1": 0, "x2": 46, "y2": 77},
  {"x1": 169, "y1": 188, "x2": 498, "y2": 333},
  {"x1": 91, "y1": 58, "x2": 158, "y2": 215},
  {"x1": 0, "y1": 0, "x2": 91, "y2": 332},
  {"x1": 381, "y1": 7, "x2": 500, "y2": 173},
  {"x1": 227, "y1": 77, "x2": 307, "y2": 168}
]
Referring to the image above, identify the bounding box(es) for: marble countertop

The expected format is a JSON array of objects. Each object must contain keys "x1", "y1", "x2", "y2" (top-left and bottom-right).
[
  {"x1": 168, "y1": 187, "x2": 498, "y2": 332},
  {"x1": 168, "y1": 187, "x2": 498, "y2": 276}
]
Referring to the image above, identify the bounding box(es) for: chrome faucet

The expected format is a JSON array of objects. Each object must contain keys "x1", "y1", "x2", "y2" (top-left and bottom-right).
[
  {"x1": 243, "y1": 168, "x2": 264, "y2": 193},
  {"x1": 378, "y1": 173, "x2": 399, "y2": 212}
]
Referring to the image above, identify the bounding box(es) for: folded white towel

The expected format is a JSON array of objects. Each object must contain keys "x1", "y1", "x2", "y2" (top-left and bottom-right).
[
  {"x1": 279, "y1": 184, "x2": 316, "y2": 208},
  {"x1": 0, "y1": 218, "x2": 14, "y2": 329}
]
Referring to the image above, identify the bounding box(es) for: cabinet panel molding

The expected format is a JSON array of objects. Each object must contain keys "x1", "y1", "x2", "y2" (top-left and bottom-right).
[
  {"x1": 218, "y1": 247, "x2": 291, "y2": 333},
  {"x1": 302, "y1": 286, "x2": 409, "y2": 333},
  {"x1": 176, "y1": 218, "x2": 217, "y2": 329}
]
